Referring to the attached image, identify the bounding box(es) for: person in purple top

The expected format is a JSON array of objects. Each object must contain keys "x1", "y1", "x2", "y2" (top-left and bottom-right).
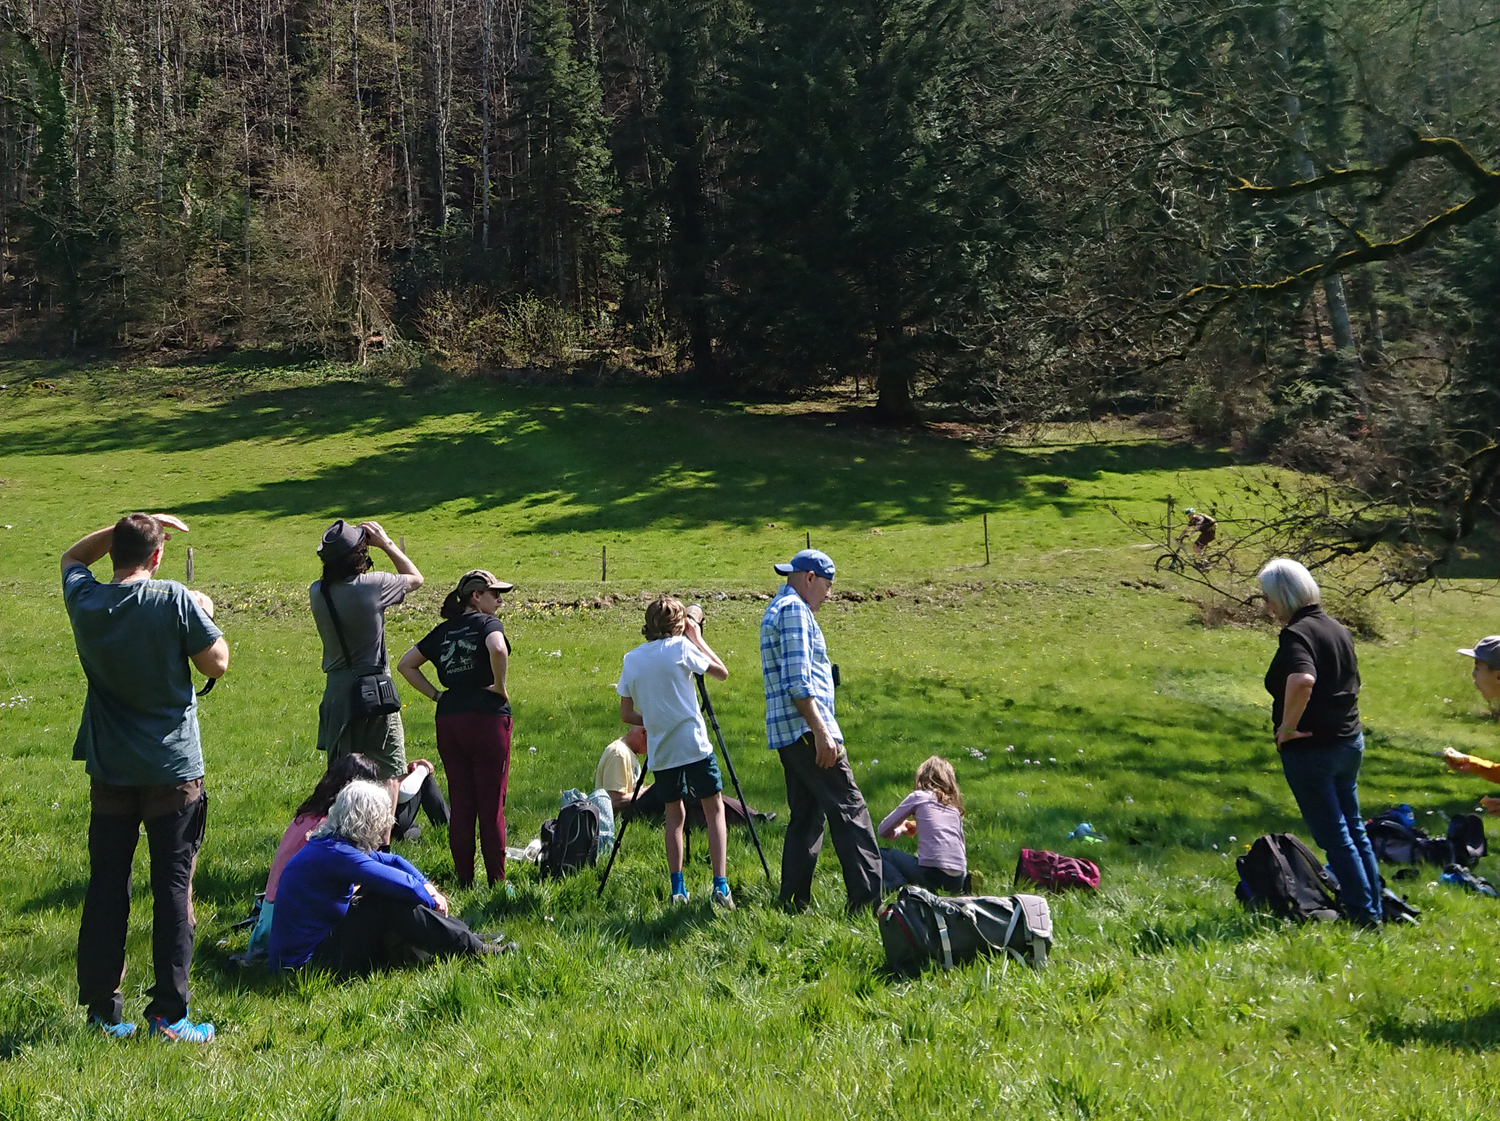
[
  {"x1": 269, "y1": 781, "x2": 507, "y2": 973},
  {"x1": 876, "y1": 756, "x2": 969, "y2": 893}
]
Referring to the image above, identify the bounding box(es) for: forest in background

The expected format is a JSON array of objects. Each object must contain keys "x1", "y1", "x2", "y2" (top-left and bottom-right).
[{"x1": 0, "y1": 0, "x2": 1494, "y2": 469}]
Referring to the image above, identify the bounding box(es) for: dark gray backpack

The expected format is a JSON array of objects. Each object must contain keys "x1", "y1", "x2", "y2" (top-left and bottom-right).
[
  {"x1": 879, "y1": 886, "x2": 1052, "y2": 974},
  {"x1": 540, "y1": 800, "x2": 599, "y2": 879}
]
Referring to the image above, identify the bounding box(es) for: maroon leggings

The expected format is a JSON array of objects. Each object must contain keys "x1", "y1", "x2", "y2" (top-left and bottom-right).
[{"x1": 435, "y1": 712, "x2": 512, "y2": 885}]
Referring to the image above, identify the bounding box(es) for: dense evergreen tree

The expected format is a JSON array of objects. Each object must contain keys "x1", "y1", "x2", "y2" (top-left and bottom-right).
[
  {"x1": 716, "y1": 0, "x2": 1004, "y2": 418},
  {"x1": 514, "y1": 0, "x2": 619, "y2": 314}
]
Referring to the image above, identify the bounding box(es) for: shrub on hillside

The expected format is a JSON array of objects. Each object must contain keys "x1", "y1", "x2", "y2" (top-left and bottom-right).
[{"x1": 417, "y1": 288, "x2": 589, "y2": 371}]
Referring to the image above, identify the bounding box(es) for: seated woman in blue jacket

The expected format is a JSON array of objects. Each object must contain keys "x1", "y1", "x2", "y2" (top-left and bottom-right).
[{"x1": 269, "y1": 780, "x2": 506, "y2": 973}]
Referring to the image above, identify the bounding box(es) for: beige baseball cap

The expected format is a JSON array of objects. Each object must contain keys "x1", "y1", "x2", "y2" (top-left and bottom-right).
[{"x1": 454, "y1": 568, "x2": 515, "y2": 596}]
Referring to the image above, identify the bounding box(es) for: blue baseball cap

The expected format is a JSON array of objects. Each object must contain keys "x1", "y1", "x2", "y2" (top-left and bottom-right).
[
  {"x1": 1459, "y1": 636, "x2": 1500, "y2": 668},
  {"x1": 774, "y1": 549, "x2": 836, "y2": 581}
]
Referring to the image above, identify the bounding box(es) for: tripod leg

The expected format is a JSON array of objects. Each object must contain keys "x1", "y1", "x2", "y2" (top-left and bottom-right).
[
  {"x1": 696, "y1": 675, "x2": 773, "y2": 882},
  {"x1": 597, "y1": 759, "x2": 649, "y2": 898}
]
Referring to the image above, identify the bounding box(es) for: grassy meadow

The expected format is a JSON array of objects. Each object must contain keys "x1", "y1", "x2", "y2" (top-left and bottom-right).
[{"x1": 2, "y1": 360, "x2": 1500, "y2": 1119}]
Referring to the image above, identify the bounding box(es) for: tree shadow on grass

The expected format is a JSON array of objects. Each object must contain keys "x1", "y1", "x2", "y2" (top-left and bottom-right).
[
  {"x1": 4, "y1": 379, "x2": 1234, "y2": 534},
  {"x1": 1370, "y1": 1006, "x2": 1500, "y2": 1052},
  {"x1": 15, "y1": 880, "x2": 87, "y2": 914}
]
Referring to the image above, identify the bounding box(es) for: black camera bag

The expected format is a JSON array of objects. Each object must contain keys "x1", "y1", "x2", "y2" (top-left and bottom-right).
[{"x1": 320, "y1": 582, "x2": 402, "y2": 718}]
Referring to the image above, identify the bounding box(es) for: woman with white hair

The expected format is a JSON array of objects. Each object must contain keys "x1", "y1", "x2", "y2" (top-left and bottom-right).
[
  {"x1": 268, "y1": 781, "x2": 504, "y2": 972},
  {"x1": 1258, "y1": 558, "x2": 1383, "y2": 926}
]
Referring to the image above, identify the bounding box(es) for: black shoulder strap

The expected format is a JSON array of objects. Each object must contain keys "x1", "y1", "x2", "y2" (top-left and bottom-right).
[{"x1": 320, "y1": 581, "x2": 358, "y2": 669}]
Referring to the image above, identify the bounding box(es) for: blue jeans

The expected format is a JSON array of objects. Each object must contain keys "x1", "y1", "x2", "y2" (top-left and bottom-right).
[
  {"x1": 1279, "y1": 734, "x2": 1382, "y2": 924},
  {"x1": 880, "y1": 847, "x2": 967, "y2": 894}
]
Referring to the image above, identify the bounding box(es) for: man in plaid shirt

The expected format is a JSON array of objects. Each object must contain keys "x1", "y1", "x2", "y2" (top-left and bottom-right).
[{"x1": 760, "y1": 549, "x2": 881, "y2": 914}]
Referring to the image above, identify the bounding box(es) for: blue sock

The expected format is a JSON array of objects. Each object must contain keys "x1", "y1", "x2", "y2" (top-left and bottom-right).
[
  {"x1": 671, "y1": 872, "x2": 686, "y2": 896},
  {"x1": 713, "y1": 876, "x2": 730, "y2": 895}
]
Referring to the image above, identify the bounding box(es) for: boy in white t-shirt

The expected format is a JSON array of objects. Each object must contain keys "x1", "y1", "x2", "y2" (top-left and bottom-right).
[{"x1": 617, "y1": 597, "x2": 732, "y2": 907}]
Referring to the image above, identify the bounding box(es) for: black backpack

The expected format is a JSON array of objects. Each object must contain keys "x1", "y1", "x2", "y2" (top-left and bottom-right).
[
  {"x1": 1235, "y1": 833, "x2": 1341, "y2": 921},
  {"x1": 1447, "y1": 813, "x2": 1487, "y2": 868},
  {"x1": 540, "y1": 800, "x2": 600, "y2": 879},
  {"x1": 1365, "y1": 811, "x2": 1454, "y2": 866}
]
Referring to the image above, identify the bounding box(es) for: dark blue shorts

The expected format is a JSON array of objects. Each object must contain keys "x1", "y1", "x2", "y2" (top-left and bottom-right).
[{"x1": 654, "y1": 755, "x2": 723, "y2": 803}]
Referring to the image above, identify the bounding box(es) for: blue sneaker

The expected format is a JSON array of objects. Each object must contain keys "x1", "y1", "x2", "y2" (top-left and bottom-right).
[
  {"x1": 90, "y1": 1017, "x2": 136, "y2": 1039},
  {"x1": 147, "y1": 1015, "x2": 215, "y2": 1043}
]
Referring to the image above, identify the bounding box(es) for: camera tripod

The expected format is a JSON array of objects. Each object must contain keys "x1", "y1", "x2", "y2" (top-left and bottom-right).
[{"x1": 597, "y1": 672, "x2": 772, "y2": 897}]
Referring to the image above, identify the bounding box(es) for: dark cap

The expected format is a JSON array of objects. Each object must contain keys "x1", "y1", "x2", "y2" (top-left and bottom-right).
[
  {"x1": 1458, "y1": 636, "x2": 1500, "y2": 668},
  {"x1": 773, "y1": 548, "x2": 836, "y2": 581},
  {"x1": 317, "y1": 519, "x2": 366, "y2": 558},
  {"x1": 455, "y1": 568, "x2": 515, "y2": 596}
]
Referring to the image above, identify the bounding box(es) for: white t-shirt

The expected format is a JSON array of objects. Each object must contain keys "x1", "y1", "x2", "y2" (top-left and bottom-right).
[{"x1": 616, "y1": 636, "x2": 714, "y2": 771}]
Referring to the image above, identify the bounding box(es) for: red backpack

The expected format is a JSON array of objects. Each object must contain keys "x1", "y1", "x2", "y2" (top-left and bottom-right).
[{"x1": 1014, "y1": 847, "x2": 1100, "y2": 891}]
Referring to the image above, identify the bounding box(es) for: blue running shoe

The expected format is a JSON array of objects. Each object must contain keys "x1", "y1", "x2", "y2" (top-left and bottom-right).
[
  {"x1": 90, "y1": 1017, "x2": 136, "y2": 1039},
  {"x1": 148, "y1": 1015, "x2": 215, "y2": 1043}
]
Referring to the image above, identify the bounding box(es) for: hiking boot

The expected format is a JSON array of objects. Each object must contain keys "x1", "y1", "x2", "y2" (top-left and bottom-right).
[
  {"x1": 669, "y1": 891, "x2": 690, "y2": 906},
  {"x1": 90, "y1": 1017, "x2": 136, "y2": 1039},
  {"x1": 711, "y1": 884, "x2": 736, "y2": 911},
  {"x1": 479, "y1": 938, "x2": 519, "y2": 956},
  {"x1": 147, "y1": 1015, "x2": 215, "y2": 1043}
]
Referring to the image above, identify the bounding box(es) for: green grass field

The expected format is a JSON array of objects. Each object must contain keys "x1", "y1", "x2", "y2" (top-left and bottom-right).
[{"x1": 3, "y1": 362, "x2": 1500, "y2": 1119}]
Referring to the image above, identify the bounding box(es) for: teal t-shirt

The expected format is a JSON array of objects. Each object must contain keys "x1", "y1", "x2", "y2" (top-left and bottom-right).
[{"x1": 63, "y1": 564, "x2": 222, "y2": 786}]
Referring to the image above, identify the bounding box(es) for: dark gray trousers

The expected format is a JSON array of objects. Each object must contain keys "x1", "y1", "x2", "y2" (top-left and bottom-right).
[
  {"x1": 78, "y1": 781, "x2": 206, "y2": 1024},
  {"x1": 776, "y1": 734, "x2": 882, "y2": 914}
]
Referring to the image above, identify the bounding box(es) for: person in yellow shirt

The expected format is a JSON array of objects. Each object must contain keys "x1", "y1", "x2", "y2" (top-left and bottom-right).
[
  {"x1": 593, "y1": 724, "x2": 771, "y2": 825},
  {"x1": 595, "y1": 725, "x2": 652, "y2": 814},
  {"x1": 1442, "y1": 636, "x2": 1500, "y2": 811}
]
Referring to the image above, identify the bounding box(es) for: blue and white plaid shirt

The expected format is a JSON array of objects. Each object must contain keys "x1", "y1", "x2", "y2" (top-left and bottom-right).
[{"x1": 760, "y1": 584, "x2": 842, "y2": 751}]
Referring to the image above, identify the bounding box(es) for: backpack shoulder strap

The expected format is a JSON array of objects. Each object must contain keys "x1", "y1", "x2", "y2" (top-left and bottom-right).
[
  {"x1": 933, "y1": 907, "x2": 954, "y2": 970},
  {"x1": 320, "y1": 581, "x2": 357, "y2": 669}
]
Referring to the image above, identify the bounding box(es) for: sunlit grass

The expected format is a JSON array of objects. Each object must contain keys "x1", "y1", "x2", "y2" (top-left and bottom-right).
[{"x1": 1, "y1": 362, "x2": 1498, "y2": 1118}]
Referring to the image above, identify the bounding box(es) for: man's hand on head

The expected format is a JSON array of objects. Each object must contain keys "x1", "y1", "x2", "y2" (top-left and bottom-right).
[
  {"x1": 190, "y1": 590, "x2": 216, "y2": 619},
  {"x1": 152, "y1": 514, "x2": 190, "y2": 535}
]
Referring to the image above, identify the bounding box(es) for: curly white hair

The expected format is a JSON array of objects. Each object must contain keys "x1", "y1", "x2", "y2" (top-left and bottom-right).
[{"x1": 312, "y1": 779, "x2": 393, "y2": 852}]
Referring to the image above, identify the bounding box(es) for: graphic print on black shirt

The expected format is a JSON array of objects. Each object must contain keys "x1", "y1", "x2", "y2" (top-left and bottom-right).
[
  {"x1": 416, "y1": 612, "x2": 511, "y2": 717},
  {"x1": 438, "y1": 628, "x2": 482, "y2": 676}
]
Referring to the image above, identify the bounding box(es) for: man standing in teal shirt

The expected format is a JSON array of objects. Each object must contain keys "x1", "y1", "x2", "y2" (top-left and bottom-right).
[{"x1": 61, "y1": 513, "x2": 229, "y2": 1042}]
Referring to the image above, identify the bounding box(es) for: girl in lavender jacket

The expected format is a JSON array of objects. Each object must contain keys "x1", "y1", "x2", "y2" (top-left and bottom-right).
[{"x1": 876, "y1": 756, "x2": 968, "y2": 893}]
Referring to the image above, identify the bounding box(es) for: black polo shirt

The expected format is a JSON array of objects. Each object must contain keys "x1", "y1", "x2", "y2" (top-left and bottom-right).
[{"x1": 1264, "y1": 604, "x2": 1362, "y2": 748}]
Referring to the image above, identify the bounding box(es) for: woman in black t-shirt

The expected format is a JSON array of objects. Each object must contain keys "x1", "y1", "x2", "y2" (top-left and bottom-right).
[
  {"x1": 397, "y1": 569, "x2": 514, "y2": 888},
  {"x1": 1257, "y1": 557, "x2": 1382, "y2": 926}
]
